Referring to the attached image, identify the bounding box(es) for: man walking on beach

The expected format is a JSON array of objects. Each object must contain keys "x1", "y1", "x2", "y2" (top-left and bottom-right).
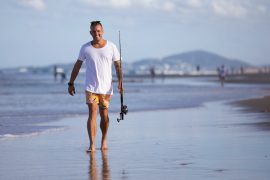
[{"x1": 68, "y1": 21, "x2": 123, "y2": 152}]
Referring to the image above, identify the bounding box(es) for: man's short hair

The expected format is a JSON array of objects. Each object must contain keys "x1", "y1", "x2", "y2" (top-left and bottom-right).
[{"x1": 90, "y1": 21, "x2": 102, "y2": 28}]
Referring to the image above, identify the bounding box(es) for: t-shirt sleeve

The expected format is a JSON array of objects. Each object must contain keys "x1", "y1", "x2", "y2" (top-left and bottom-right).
[
  {"x1": 111, "y1": 43, "x2": 120, "y2": 62},
  {"x1": 77, "y1": 45, "x2": 86, "y2": 62}
]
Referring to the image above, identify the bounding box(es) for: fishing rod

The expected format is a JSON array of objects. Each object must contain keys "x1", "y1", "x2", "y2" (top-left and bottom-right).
[{"x1": 117, "y1": 31, "x2": 128, "y2": 122}]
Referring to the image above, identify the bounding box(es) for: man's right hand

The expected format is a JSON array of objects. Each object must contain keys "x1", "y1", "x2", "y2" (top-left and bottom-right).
[{"x1": 68, "y1": 85, "x2": 76, "y2": 96}]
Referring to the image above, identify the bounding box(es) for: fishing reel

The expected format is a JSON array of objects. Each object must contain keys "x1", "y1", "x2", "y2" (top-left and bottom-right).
[
  {"x1": 117, "y1": 105, "x2": 128, "y2": 122},
  {"x1": 121, "y1": 105, "x2": 128, "y2": 114}
]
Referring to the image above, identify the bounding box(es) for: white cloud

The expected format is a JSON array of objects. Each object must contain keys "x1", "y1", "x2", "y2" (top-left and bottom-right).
[
  {"x1": 81, "y1": 0, "x2": 175, "y2": 11},
  {"x1": 80, "y1": 0, "x2": 269, "y2": 20},
  {"x1": 20, "y1": 0, "x2": 46, "y2": 11},
  {"x1": 163, "y1": 1, "x2": 176, "y2": 12},
  {"x1": 81, "y1": 0, "x2": 131, "y2": 9},
  {"x1": 111, "y1": 0, "x2": 132, "y2": 8},
  {"x1": 187, "y1": 0, "x2": 203, "y2": 8},
  {"x1": 211, "y1": 0, "x2": 248, "y2": 18},
  {"x1": 138, "y1": 0, "x2": 156, "y2": 8}
]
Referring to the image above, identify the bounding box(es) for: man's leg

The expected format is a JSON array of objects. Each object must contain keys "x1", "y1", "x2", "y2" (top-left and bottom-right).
[
  {"x1": 99, "y1": 107, "x2": 109, "y2": 150},
  {"x1": 87, "y1": 103, "x2": 98, "y2": 151}
]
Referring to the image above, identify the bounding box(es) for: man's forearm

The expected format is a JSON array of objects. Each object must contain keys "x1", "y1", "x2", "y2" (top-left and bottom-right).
[
  {"x1": 69, "y1": 60, "x2": 82, "y2": 83},
  {"x1": 114, "y1": 61, "x2": 123, "y2": 82}
]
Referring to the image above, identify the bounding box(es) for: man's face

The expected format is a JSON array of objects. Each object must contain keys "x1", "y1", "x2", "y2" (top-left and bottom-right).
[{"x1": 90, "y1": 25, "x2": 103, "y2": 41}]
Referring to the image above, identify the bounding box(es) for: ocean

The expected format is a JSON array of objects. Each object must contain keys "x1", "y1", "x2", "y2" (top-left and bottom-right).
[{"x1": 0, "y1": 72, "x2": 269, "y2": 138}]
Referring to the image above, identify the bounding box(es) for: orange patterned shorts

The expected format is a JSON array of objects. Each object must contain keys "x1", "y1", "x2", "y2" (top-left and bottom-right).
[{"x1": 85, "y1": 91, "x2": 111, "y2": 109}]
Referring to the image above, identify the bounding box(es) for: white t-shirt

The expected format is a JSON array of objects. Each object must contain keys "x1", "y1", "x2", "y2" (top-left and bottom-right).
[{"x1": 78, "y1": 41, "x2": 120, "y2": 95}]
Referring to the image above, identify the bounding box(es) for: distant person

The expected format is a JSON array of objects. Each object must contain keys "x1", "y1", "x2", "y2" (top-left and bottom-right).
[
  {"x1": 68, "y1": 21, "x2": 123, "y2": 152},
  {"x1": 196, "y1": 65, "x2": 200, "y2": 72},
  {"x1": 150, "y1": 66, "x2": 156, "y2": 82},
  {"x1": 218, "y1": 65, "x2": 227, "y2": 87},
  {"x1": 53, "y1": 65, "x2": 58, "y2": 81}
]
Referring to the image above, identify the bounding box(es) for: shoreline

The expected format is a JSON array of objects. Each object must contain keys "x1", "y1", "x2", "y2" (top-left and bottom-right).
[
  {"x1": 1, "y1": 92, "x2": 270, "y2": 139},
  {"x1": 226, "y1": 73, "x2": 270, "y2": 84},
  {"x1": 233, "y1": 95, "x2": 270, "y2": 113},
  {"x1": 1, "y1": 101, "x2": 270, "y2": 179},
  {"x1": 1, "y1": 94, "x2": 269, "y2": 141},
  {"x1": 232, "y1": 95, "x2": 270, "y2": 131},
  {"x1": 122, "y1": 72, "x2": 270, "y2": 84}
]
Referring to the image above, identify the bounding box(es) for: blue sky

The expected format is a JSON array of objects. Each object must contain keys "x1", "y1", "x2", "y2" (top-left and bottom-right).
[{"x1": 1, "y1": 0, "x2": 270, "y2": 68}]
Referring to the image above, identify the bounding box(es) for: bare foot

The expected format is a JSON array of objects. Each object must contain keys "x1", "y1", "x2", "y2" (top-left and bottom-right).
[
  {"x1": 86, "y1": 145, "x2": 95, "y2": 152},
  {"x1": 101, "y1": 142, "x2": 108, "y2": 151}
]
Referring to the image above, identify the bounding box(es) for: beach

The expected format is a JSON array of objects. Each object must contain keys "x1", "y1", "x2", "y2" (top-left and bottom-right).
[
  {"x1": 1, "y1": 101, "x2": 270, "y2": 179},
  {"x1": 1, "y1": 73, "x2": 270, "y2": 179}
]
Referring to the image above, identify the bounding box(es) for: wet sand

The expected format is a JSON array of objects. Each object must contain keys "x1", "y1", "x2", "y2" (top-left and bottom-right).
[
  {"x1": 232, "y1": 95, "x2": 270, "y2": 131},
  {"x1": 1, "y1": 101, "x2": 270, "y2": 180},
  {"x1": 224, "y1": 73, "x2": 270, "y2": 130},
  {"x1": 234, "y1": 95, "x2": 270, "y2": 113}
]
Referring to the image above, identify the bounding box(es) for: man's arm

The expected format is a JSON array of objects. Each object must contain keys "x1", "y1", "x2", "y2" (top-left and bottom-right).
[
  {"x1": 68, "y1": 60, "x2": 83, "y2": 96},
  {"x1": 114, "y1": 60, "x2": 123, "y2": 93}
]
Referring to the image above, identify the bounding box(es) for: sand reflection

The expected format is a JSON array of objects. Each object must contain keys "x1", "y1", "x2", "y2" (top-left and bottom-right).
[{"x1": 88, "y1": 151, "x2": 110, "y2": 180}]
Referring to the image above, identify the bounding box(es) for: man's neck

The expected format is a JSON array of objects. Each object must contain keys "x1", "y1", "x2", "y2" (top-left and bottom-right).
[{"x1": 91, "y1": 39, "x2": 106, "y2": 48}]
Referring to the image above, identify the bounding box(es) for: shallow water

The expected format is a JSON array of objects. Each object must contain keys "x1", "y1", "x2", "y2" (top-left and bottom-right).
[
  {"x1": 0, "y1": 102, "x2": 270, "y2": 180},
  {"x1": 0, "y1": 72, "x2": 269, "y2": 137}
]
